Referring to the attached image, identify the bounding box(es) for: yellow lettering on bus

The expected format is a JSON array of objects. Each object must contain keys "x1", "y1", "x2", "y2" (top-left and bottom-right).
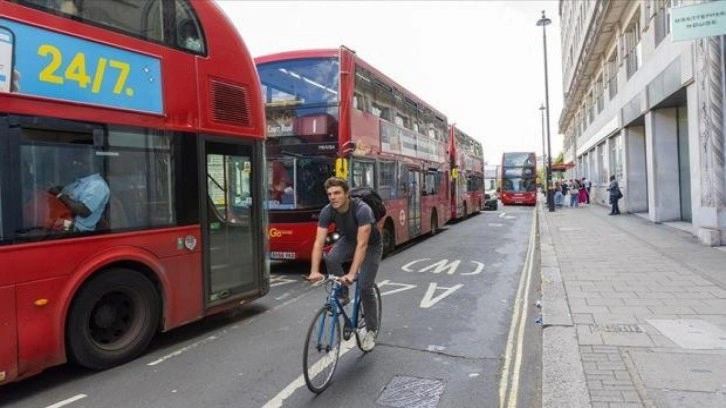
[
  {"x1": 109, "y1": 59, "x2": 131, "y2": 95},
  {"x1": 38, "y1": 44, "x2": 64, "y2": 85},
  {"x1": 65, "y1": 52, "x2": 91, "y2": 88}
]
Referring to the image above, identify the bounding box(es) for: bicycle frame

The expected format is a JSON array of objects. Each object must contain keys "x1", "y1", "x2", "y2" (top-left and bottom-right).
[{"x1": 316, "y1": 277, "x2": 361, "y2": 346}]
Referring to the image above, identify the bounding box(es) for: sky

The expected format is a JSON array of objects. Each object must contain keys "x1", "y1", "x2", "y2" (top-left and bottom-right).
[{"x1": 216, "y1": 0, "x2": 564, "y2": 166}]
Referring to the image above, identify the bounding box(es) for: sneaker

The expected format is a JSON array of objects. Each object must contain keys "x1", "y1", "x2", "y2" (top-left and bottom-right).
[
  {"x1": 361, "y1": 330, "x2": 377, "y2": 351},
  {"x1": 339, "y1": 287, "x2": 350, "y2": 306}
]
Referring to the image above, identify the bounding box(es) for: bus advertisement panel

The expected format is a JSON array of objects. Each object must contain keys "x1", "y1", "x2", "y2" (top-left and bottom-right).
[
  {"x1": 449, "y1": 124, "x2": 484, "y2": 220},
  {"x1": 500, "y1": 152, "x2": 537, "y2": 205},
  {"x1": 256, "y1": 46, "x2": 451, "y2": 260},
  {"x1": 0, "y1": 1, "x2": 268, "y2": 385}
]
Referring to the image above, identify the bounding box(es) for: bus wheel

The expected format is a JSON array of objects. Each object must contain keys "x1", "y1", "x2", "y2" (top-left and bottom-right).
[
  {"x1": 430, "y1": 211, "x2": 438, "y2": 236},
  {"x1": 66, "y1": 268, "x2": 160, "y2": 370},
  {"x1": 382, "y1": 222, "x2": 395, "y2": 257}
]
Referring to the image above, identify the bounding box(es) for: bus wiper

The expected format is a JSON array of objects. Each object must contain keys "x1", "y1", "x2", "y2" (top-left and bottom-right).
[{"x1": 281, "y1": 150, "x2": 304, "y2": 158}]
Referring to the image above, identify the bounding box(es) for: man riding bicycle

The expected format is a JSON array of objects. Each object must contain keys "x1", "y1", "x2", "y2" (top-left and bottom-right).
[{"x1": 306, "y1": 177, "x2": 382, "y2": 350}]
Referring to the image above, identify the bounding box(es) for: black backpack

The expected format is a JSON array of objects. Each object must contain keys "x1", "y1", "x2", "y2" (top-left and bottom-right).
[{"x1": 349, "y1": 186, "x2": 387, "y2": 222}]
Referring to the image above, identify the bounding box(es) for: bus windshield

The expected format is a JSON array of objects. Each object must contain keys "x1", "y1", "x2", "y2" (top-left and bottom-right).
[
  {"x1": 267, "y1": 156, "x2": 333, "y2": 210},
  {"x1": 258, "y1": 58, "x2": 340, "y2": 139},
  {"x1": 503, "y1": 153, "x2": 536, "y2": 167},
  {"x1": 502, "y1": 177, "x2": 536, "y2": 193}
]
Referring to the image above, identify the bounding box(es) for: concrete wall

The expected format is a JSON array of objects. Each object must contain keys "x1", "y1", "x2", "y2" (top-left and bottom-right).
[
  {"x1": 645, "y1": 108, "x2": 681, "y2": 222},
  {"x1": 624, "y1": 126, "x2": 647, "y2": 213}
]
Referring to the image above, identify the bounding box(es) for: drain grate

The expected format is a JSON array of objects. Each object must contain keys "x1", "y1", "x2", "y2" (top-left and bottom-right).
[
  {"x1": 590, "y1": 323, "x2": 643, "y2": 333},
  {"x1": 376, "y1": 375, "x2": 446, "y2": 408}
]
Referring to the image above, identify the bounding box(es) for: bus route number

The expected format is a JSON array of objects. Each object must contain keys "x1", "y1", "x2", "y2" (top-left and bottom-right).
[{"x1": 37, "y1": 44, "x2": 134, "y2": 96}]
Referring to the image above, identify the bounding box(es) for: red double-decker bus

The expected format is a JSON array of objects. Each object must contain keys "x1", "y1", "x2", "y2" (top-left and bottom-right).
[
  {"x1": 499, "y1": 152, "x2": 537, "y2": 205},
  {"x1": 0, "y1": 0, "x2": 269, "y2": 384},
  {"x1": 256, "y1": 46, "x2": 451, "y2": 260},
  {"x1": 449, "y1": 124, "x2": 484, "y2": 220}
]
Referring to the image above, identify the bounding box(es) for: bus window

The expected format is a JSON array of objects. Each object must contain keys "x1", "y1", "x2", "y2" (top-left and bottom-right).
[
  {"x1": 175, "y1": 0, "x2": 205, "y2": 54},
  {"x1": 15, "y1": 0, "x2": 165, "y2": 43},
  {"x1": 13, "y1": 119, "x2": 176, "y2": 241}
]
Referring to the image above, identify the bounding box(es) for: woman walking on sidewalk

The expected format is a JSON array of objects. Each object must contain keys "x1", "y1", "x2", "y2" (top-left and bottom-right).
[{"x1": 608, "y1": 175, "x2": 621, "y2": 215}]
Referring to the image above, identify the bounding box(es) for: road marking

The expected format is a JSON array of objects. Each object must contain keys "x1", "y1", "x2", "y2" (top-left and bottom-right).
[
  {"x1": 147, "y1": 287, "x2": 314, "y2": 366},
  {"x1": 499, "y1": 212, "x2": 507, "y2": 218},
  {"x1": 377, "y1": 280, "x2": 417, "y2": 296},
  {"x1": 420, "y1": 283, "x2": 464, "y2": 308},
  {"x1": 147, "y1": 335, "x2": 220, "y2": 366},
  {"x1": 46, "y1": 394, "x2": 87, "y2": 408},
  {"x1": 262, "y1": 339, "x2": 356, "y2": 408},
  {"x1": 498, "y1": 207, "x2": 537, "y2": 408},
  {"x1": 488, "y1": 223, "x2": 504, "y2": 227}
]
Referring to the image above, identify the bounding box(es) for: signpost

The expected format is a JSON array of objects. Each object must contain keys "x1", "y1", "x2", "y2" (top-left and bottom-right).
[{"x1": 671, "y1": 1, "x2": 726, "y2": 42}]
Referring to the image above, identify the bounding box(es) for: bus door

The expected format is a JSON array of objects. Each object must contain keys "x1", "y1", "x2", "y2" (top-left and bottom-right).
[
  {"x1": 406, "y1": 167, "x2": 421, "y2": 237},
  {"x1": 202, "y1": 140, "x2": 261, "y2": 305}
]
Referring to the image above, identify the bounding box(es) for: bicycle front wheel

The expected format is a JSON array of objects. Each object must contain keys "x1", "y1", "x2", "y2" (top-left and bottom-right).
[
  {"x1": 356, "y1": 283, "x2": 382, "y2": 352},
  {"x1": 303, "y1": 306, "x2": 341, "y2": 393}
]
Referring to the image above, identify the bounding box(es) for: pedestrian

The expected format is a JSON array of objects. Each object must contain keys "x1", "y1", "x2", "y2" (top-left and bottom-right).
[
  {"x1": 607, "y1": 175, "x2": 621, "y2": 215},
  {"x1": 305, "y1": 177, "x2": 382, "y2": 350},
  {"x1": 578, "y1": 178, "x2": 588, "y2": 205},
  {"x1": 583, "y1": 177, "x2": 591, "y2": 204},
  {"x1": 569, "y1": 179, "x2": 579, "y2": 207}
]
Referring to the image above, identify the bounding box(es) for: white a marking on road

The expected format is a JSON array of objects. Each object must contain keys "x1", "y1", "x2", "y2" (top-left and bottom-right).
[
  {"x1": 420, "y1": 283, "x2": 464, "y2": 308},
  {"x1": 460, "y1": 261, "x2": 485, "y2": 275},
  {"x1": 488, "y1": 223, "x2": 504, "y2": 227},
  {"x1": 147, "y1": 335, "x2": 219, "y2": 366},
  {"x1": 46, "y1": 395, "x2": 88, "y2": 408},
  {"x1": 419, "y1": 259, "x2": 461, "y2": 274},
  {"x1": 270, "y1": 275, "x2": 297, "y2": 287},
  {"x1": 377, "y1": 280, "x2": 417, "y2": 296},
  {"x1": 499, "y1": 212, "x2": 506, "y2": 218},
  {"x1": 402, "y1": 258, "x2": 431, "y2": 272}
]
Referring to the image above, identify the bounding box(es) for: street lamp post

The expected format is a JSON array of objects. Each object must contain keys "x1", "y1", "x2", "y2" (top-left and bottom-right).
[
  {"x1": 539, "y1": 104, "x2": 546, "y2": 198},
  {"x1": 537, "y1": 10, "x2": 555, "y2": 212}
]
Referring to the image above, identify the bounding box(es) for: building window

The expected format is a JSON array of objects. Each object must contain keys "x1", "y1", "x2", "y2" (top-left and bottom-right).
[
  {"x1": 655, "y1": 0, "x2": 681, "y2": 46},
  {"x1": 595, "y1": 76, "x2": 604, "y2": 113},
  {"x1": 610, "y1": 134, "x2": 624, "y2": 182},
  {"x1": 625, "y1": 13, "x2": 642, "y2": 78},
  {"x1": 607, "y1": 53, "x2": 618, "y2": 100}
]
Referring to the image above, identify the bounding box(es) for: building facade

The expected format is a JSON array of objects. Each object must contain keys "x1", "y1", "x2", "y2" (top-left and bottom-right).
[{"x1": 559, "y1": 0, "x2": 726, "y2": 246}]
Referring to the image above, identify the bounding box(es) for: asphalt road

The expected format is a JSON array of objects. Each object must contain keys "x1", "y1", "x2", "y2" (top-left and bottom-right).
[{"x1": 2, "y1": 204, "x2": 540, "y2": 408}]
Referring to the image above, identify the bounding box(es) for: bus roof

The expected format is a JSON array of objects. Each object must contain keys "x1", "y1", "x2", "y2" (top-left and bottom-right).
[{"x1": 255, "y1": 46, "x2": 447, "y2": 122}]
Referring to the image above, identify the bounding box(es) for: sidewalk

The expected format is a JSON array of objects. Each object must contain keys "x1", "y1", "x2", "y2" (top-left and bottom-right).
[{"x1": 539, "y1": 201, "x2": 726, "y2": 408}]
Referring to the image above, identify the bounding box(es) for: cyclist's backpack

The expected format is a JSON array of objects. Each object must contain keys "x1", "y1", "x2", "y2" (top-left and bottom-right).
[{"x1": 350, "y1": 186, "x2": 387, "y2": 222}]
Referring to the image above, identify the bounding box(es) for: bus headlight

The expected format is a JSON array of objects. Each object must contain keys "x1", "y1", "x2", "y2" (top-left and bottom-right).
[{"x1": 325, "y1": 231, "x2": 341, "y2": 245}]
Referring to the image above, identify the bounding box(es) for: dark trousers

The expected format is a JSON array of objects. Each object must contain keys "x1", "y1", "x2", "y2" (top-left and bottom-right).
[
  {"x1": 586, "y1": 187, "x2": 591, "y2": 204},
  {"x1": 324, "y1": 238, "x2": 382, "y2": 331},
  {"x1": 609, "y1": 195, "x2": 620, "y2": 214}
]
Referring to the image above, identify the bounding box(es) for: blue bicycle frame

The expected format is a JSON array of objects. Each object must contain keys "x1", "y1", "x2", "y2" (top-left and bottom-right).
[{"x1": 316, "y1": 277, "x2": 361, "y2": 346}]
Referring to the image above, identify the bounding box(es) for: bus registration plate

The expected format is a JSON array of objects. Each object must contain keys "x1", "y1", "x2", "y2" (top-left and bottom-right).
[{"x1": 270, "y1": 251, "x2": 296, "y2": 260}]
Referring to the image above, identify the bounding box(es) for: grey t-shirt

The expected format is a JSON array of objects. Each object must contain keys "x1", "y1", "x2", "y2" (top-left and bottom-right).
[{"x1": 318, "y1": 198, "x2": 381, "y2": 246}]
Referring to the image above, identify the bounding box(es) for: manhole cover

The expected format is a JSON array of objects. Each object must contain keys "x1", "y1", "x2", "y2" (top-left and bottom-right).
[{"x1": 376, "y1": 375, "x2": 446, "y2": 408}]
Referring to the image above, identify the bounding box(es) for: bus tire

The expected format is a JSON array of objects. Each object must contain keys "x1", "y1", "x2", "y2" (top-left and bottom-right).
[
  {"x1": 66, "y1": 268, "x2": 160, "y2": 370},
  {"x1": 382, "y1": 221, "x2": 395, "y2": 257}
]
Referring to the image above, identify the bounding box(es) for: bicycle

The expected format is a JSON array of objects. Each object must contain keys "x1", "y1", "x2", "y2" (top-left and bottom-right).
[{"x1": 303, "y1": 275, "x2": 382, "y2": 393}]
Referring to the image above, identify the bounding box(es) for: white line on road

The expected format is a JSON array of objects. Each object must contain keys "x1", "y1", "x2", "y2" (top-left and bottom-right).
[
  {"x1": 147, "y1": 288, "x2": 314, "y2": 366},
  {"x1": 499, "y1": 212, "x2": 507, "y2": 218},
  {"x1": 262, "y1": 339, "x2": 357, "y2": 408},
  {"x1": 45, "y1": 394, "x2": 87, "y2": 408}
]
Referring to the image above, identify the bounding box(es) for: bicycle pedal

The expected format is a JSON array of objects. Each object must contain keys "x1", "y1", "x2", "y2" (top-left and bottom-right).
[{"x1": 343, "y1": 325, "x2": 353, "y2": 340}]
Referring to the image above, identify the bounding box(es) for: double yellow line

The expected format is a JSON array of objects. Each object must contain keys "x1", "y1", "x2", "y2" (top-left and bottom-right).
[{"x1": 498, "y1": 208, "x2": 537, "y2": 408}]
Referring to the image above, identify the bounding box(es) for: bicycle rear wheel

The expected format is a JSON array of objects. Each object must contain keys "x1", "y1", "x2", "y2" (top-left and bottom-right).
[
  {"x1": 303, "y1": 306, "x2": 341, "y2": 393},
  {"x1": 355, "y1": 283, "x2": 382, "y2": 352}
]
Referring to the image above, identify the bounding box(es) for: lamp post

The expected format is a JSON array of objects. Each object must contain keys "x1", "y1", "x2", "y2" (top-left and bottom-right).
[
  {"x1": 539, "y1": 103, "x2": 546, "y2": 197},
  {"x1": 537, "y1": 10, "x2": 555, "y2": 212}
]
